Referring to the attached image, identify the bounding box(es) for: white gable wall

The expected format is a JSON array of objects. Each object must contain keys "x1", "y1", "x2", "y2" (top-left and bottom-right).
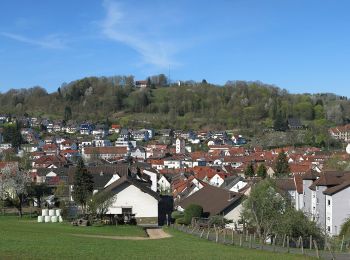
[{"x1": 107, "y1": 184, "x2": 158, "y2": 218}]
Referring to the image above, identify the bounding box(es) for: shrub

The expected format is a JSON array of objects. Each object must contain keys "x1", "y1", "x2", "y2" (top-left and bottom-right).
[
  {"x1": 184, "y1": 204, "x2": 203, "y2": 225},
  {"x1": 176, "y1": 217, "x2": 186, "y2": 225},
  {"x1": 340, "y1": 217, "x2": 350, "y2": 238},
  {"x1": 171, "y1": 211, "x2": 184, "y2": 220},
  {"x1": 208, "y1": 215, "x2": 228, "y2": 227}
]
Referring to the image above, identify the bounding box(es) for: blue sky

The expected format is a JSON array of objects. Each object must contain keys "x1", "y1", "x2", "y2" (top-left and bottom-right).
[{"x1": 1, "y1": 0, "x2": 350, "y2": 96}]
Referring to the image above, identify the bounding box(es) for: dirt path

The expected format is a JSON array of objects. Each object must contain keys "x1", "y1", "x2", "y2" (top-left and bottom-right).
[
  {"x1": 70, "y1": 228, "x2": 172, "y2": 241},
  {"x1": 146, "y1": 228, "x2": 172, "y2": 239}
]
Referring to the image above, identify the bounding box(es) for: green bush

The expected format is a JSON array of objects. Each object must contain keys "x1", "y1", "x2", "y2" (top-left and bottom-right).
[
  {"x1": 171, "y1": 211, "x2": 184, "y2": 220},
  {"x1": 208, "y1": 215, "x2": 228, "y2": 227},
  {"x1": 340, "y1": 217, "x2": 350, "y2": 237},
  {"x1": 184, "y1": 204, "x2": 203, "y2": 225},
  {"x1": 176, "y1": 217, "x2": 186, "y2": 225}
]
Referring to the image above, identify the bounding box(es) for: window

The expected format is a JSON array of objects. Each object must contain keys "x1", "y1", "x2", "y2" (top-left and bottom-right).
[
  {"x1": 327, "y1": 226, "x2": 330, "y2": 232},
  {"x1": 328, "y1": 200, "x2": 331, "y2": 206}
]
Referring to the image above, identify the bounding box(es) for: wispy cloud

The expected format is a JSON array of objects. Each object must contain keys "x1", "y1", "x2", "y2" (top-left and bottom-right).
[
  {"x1": 100, "y1": 0, "x2": 179, "y2": 68},
  {"x1": 0, "y1": 32, "x2": 67, "y2": 49}
]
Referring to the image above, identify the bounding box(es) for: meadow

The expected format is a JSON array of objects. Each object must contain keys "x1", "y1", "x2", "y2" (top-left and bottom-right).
[{"x1": 0, "y1": 216, "x2": 314, "y2": 259}]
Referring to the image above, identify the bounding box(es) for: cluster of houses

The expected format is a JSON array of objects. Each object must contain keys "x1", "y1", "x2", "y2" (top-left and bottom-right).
[{"x1": 1, "y1": 115, "x2": 350, "y2": 236}]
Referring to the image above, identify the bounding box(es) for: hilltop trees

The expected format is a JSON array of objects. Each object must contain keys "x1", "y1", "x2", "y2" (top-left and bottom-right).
[{"x1": 1, "y1": 76, "x2": 350, "y2": 136}]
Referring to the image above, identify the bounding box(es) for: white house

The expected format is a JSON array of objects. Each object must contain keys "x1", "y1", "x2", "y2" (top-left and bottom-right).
[
  {"x1": 158, "y1": 175, "x2": 171, "y2": 193},
  {"x1": 103, "y1": 175, "x2": 160, "y2": 225}
]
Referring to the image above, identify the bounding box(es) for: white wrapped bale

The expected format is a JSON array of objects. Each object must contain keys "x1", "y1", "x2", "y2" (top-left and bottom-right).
[
  {"x1": 49, "y1": 209, "x2": 55, "y2": 216},
  {"x1": 37, "y1": 216, "x2": 44, "y2": 223},
  {"x1": 42, "y1": 209, "x2": 49, "y2": 216},
  {"x1": 51, "y1": 216, "x2": 58, "y2": 223},
  {"x1": 55, "y1": 209, "x2": 61, "y2": 216},
  {"x1": 44, "y1": 216, "x2": 51, "y2": 223},
  {"x1": 58, "y1": 216, "x2": 63, "y2": 223}
]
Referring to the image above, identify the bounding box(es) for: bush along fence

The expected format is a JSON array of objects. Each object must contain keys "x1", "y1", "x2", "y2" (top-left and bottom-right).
[{"x1": 172, "y1": 219, "x2": 350, "y2": 260}]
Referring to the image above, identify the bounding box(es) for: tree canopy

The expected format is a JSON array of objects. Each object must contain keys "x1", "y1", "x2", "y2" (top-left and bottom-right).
[{"x1": 71, "y1": 159, "x2": 94, "y2": 213}]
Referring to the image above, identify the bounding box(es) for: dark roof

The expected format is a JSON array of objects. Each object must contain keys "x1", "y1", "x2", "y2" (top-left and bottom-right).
[
  {"x1": 68, "y1": 164, "x2": 129, "y2": 184},
  {"x1": 275, "y1": 178, "x2": 296, "y2": 191},
  {"x1": 302, "y1": 170, "x2": 320, "y2": 180},
  {"x1": 288, "y1": 118, "x2": 302, "y2": 128},
  {"x1": 103, "y1": 175, "x2": 160, "y2": 200},
  {"x1": 323, "y1": 180, "x2": 350, "y2": 195},
  {"x1": 178, "y1": 185, "x2": 242, "y2": 216},
  {"x1": 36, "y1": 167, "x2": 69, "y2": 177}
]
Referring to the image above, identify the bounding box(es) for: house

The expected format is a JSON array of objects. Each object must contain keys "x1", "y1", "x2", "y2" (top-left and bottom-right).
[
  {"x1": 115, "y1": 138, "x2": 136, "y2": 149},
  {"x1": 308, "y1": 171, "x2": 350, "y2": 232},
  {"x1": 82, "y1": 146, "x2": 129, "y2": 160},
  {"x1": 135, "y1": 80, "x2": 148, "y2": 88},
  {"x1": 119, "y1": 128, "x2": 130, "y2": 139},
  {"x1": 178, "y1": 185, "x2": 243, "y2": 228},
  {"x1": 109, "y1": 124, "x2": 121, "y2": 134},
  {"x1": 68, "y1": 164, "x2": 129, "y2": 200},
  {"x1": 92, "y1": 125, "x2": 108, "y2": 137},
  {"x1": 159, "y1": 129, "x2": 173, "y2": 138},
  {"x1": 329, "y1": 124, "x2": 350, "y2": 142},
  {"x1": 275, "y1": 177, "x2": 303, "y2": 211},
  {"x1": 35, "y1": 167, "x2": 69, "y2": 186},
  {"x1": 80, "y1": 123, "x2": 94, "y2": 135},
  {"x1": 130, "y1": 147, "x2": 147, "y2": 160},
  {"x1": 32, "y1": 155, "x2": 68, "y2": 169},
  {"x1": 132, "y1": 130, "x2": 149, "y2": 141},
  {"x1": 102, "y1": 175, "x2": 160, "y2": 225},
  {"x1": 158, "y1": 175, "x2": 171, "y2": 194},
  {"x1": 287, "y1": 118, "x2": 303, "y2": 130},
  {"x1": 92, "y1": 139, "x2": 112, "y2": 147},
  {"x1": 221, "y1": 175, "x2": 248, "y2": 193},
  {"x1": 323, "y1": 179, "x2": 350, "y2": 236},
  {"x1": 175, "y1": 138, "x2": 185, "y2": 154}
]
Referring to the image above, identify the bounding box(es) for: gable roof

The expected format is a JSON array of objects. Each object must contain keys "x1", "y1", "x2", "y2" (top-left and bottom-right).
[
  {"x1": 103, "y1": 175, "x2": 160, "y2": 200},
  {"x1": 178, "y1": 185, "x2": 242, "y2": 216},
  {"x1": 323, "y1": 180, "x2": 350, "y2": 195}
]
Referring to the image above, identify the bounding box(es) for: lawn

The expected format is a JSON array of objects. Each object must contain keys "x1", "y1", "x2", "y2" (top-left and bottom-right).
[{"x1": 0, "y1": 216, "x2": 313, "y2": 260}]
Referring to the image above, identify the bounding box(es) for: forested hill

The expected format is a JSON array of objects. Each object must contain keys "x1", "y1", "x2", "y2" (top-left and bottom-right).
[{"x1": 1, "y1": 76, "x2": 350, "y2": 131}]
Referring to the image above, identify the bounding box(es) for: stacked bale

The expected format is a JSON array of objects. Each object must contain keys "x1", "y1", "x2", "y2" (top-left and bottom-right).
[{"x1": 39, "y1": 209, "x2": 63, "y2": 223}]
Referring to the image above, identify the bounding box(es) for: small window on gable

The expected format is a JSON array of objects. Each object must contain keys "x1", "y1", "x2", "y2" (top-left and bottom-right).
[{"x1": 328, "y1": 200, "x2": 331, "y2": 206}]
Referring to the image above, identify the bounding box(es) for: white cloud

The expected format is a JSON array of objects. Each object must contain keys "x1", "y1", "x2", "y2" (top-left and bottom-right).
[
  {"x1": 0, "y1": 32, "x2": 67, "y2": 49},
  {"x1": 100, "y1": 0, "x2": 178, "y2": 68}
]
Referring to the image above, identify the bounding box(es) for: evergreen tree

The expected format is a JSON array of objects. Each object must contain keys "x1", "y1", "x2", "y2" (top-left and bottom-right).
[
  {"x1": 72, "y1": 158, "x2": 94, "y2": 214},
  {"x1": 64, "y1": 106, "x2": 72, "y2": 121},
  {"x1": 256, "y1": 164, "x2": 267, "y2": 179},
  {"x1": 274, "y1": 151, "x2": 290, "y2": 177},
  {"x1": 273, "y1": 109, "x2": 287, "y2": 131},
  {"x1": 244, "y1": 162, "x2": 255, "y2": 178},
  {"x1": 3, "y1": 122, "x2": 23, "y2": 149}
]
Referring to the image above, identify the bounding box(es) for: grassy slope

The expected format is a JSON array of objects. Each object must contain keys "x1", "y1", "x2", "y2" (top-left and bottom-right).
[{"x1": 0, "y1": 217, "x2": 313, "y2": 260}]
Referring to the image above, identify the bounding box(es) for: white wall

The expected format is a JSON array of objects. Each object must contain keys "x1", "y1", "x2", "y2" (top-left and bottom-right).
[
  {"x1": 224, "y1": 203, "x2": 243, "y2": 228},
  {"x1": 107, "y1": 184, "x2": 158, "y2": 218},
  {"x1": 143, "y1": 170, "x2": 157, "y2": 192}
]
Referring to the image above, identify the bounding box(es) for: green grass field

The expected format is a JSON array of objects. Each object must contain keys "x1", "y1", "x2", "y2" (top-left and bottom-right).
[{"x1": 0, "y1": 216, "x2": 313, "y2": 259}]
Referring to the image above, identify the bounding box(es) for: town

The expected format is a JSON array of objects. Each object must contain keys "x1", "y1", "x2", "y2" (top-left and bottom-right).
[{"x1": 1, "y1": 112, "x2": 350, "y2": 251}]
